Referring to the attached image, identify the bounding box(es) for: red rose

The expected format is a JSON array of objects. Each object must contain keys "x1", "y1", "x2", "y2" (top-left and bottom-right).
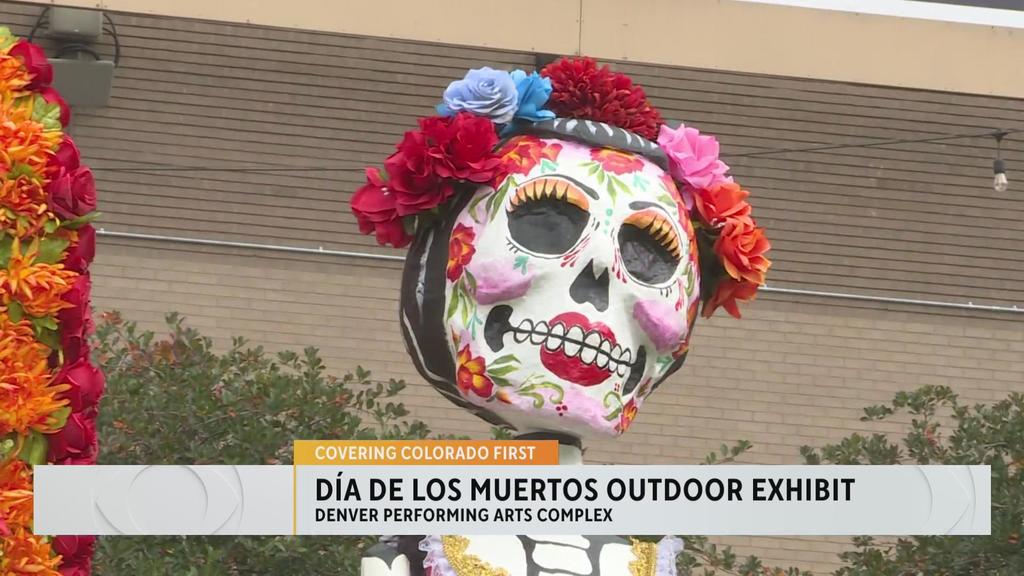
[
  {"x1": 47, "y1": 411, "x2": 98, "y2": 464},
  {"x1": 383, "y1": 114, "x2": 501, "y2": 216},
  {"x1": 54, "y1": 535, "x2": 95, "y2": 576},
  {"x1": 58, "y1": 274, "x2": 92, "y2": 363},
  {"x1": 52, "y1": 136, "x2": 81, "y2": 173},
  {"x1": 385, "y1": 130, "x2": 456, "y2": 216},
  {"x1": 54, "y1": 358, "x2": 105, "y2": 415},
  {"x1": 63, "y1": 224, "x2": 96, "y2": 273},
  {"x1": 47, "y1": 166, "x2": 96, "y2": 220},
  {"x1": 350, "y1": 167, "x2": 413, "y2": 248},
  {"x1": 435, "y1": 113, "x2": 502, "y2": 183},
  {"x1": 40, "y1": 86, "x2": 71, "y2": 127},
  {"x1": 9, "y1": 40, "x2": 52, "y2": 89}
]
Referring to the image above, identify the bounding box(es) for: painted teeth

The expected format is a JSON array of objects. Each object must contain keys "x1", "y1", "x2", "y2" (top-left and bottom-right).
[
  {"x1": 563, "y1": 326, "x2": 584, "y2": 356},
  {"x1": 530, "y1": 321, "x2": 549, "y2": 345},
  {"x1": 545, "y1": 323, "x2": 565, "y2": 351},
  {"x1": 505, "y1": 317, "x2": 639, "y2": 374},
  {"x1": 579, "y1": 345, "x2": 597, "y2": 365},
  {"x1": 514, "y1": 319, "x2": 532, "y2": 344}
]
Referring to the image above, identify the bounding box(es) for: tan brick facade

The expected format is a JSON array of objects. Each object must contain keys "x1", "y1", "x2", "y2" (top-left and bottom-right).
[{"x1": 5, "y1": 2, "x2": 1022, "y2": 572}]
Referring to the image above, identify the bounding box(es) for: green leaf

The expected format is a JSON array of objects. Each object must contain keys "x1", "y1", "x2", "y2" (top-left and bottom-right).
[
  {"x1": 50, "y1": 406, "x2": 72, "y2": 430},
  {"x1": 519, "y1": 391, "x2": 545, "y2": 409},
  {"x1": 36, "y1": 236, "x2": 70, "y2": 264},
  {"x1": 0, "y1": 435, "x2": 15, "y2": 460},
  {"x1": 32, "y1": 314, "x2": 58, "y2": 330},
  {"x1": 59, "y1": 211, "x2": 101, "y2": 230},
  {"x1": 466, "y1": 191, "x2": 490, "y2": 223},
  {"x1": 535, "y1": 381, "x2": 565, "y2": 404},
  {"x1": 7, "y1": 301, "x2": 24, "y2": 322},
  {"x1": 33, "y1": 94, "x2": 63, "y2": 131},
  {"x1": 0, "y1": 27, "x2": 16, "y2": 51},
  {"x1": 0, "y1": 234, "x2": 13, "y2": 267},
  {"x1": 487, "y1": 364, "x2": 519, "y2": 377},
  {"x1": 612, "y1": 175, "x2": 632, "y2": 199},
  {"x1": 35, "y1": 325, "x2": 60, "y2": 349},
  {"x1": 604, "y1": 407, "x2": 622, "y2": 420},
  {"x1": 445, "y1": 284, "x2": 460, "y2": 321},
  {"x1": 7, "y1": 162, "x2": 38, "y2": 180},
  {"x1": 490, "y1": 354, "x2": 518, "y2": 366},
  {"x1": 19, "y1": 430, "x2": 49, "y2": 465}
]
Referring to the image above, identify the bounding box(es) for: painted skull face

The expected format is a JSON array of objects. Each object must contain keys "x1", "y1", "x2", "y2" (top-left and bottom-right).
[{"x1": 401, "y1": 135, "x2": 701, "y2": 438}]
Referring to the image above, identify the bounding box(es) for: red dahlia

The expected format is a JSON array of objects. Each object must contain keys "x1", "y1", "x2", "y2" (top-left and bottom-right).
[{"x1": 541, "y1": 57, "x2": 663, "y2": 140}]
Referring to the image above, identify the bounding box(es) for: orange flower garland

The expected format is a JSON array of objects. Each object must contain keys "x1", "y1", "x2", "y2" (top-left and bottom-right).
[{"x1": 0, "y1": 27, "x2": 101, "y2": 576}]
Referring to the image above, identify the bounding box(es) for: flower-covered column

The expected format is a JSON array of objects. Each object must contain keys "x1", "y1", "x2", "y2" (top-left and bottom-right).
[{"x1": 0, "y1": 28, "x2": 102, "y2": 576}]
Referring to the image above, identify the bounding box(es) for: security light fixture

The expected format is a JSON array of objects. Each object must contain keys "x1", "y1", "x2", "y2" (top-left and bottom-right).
[
  {"x1": 29, "y1": 7, "x2": 120, "y2": 109},
  {"x1": 993, "y1": 130, "x2": 1009, "y2": 193}
]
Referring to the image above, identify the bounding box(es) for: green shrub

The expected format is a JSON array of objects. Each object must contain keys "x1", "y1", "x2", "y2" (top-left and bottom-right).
[
  {"x1": 92, "y1": 312, "x2": 430, "y2": 575},
  {"x1": 803, "y1": 385, "x2": 1024, "y2": 576}
]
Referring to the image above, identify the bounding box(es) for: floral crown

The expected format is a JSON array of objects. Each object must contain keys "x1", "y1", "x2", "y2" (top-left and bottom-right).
[{"x1": 350, "y1": 57, "x2": 771, "y2": 319}]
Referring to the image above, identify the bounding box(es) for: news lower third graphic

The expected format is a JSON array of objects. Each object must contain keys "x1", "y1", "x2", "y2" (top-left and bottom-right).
[{"x1": 33, "y1": 440, "x2": 990, "y2": 536}]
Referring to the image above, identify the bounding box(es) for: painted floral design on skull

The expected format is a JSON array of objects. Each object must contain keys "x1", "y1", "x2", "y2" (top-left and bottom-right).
[{"x1": 403, "y1": 135, "x2": 700, "y2": 438}]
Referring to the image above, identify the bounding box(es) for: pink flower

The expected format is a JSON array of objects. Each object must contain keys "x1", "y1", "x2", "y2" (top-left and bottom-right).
[{"x1": 657, "y1": 123, "x2": 730, "y2": 191}]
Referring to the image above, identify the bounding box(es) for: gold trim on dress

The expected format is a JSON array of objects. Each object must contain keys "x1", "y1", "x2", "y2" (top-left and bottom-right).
[
  {"x1": 628, "y1": 538, "x2": 658, "y2": 576},
  {"x1": 441, "y1": 535, "x2": 511, "y2": 576}
]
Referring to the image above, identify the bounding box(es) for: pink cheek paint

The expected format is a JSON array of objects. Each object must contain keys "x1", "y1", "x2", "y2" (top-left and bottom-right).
[
  {"x1": 468, "y1": 258, "x2": 535, "y2": 305},
  {"x1": 633, "y1": 298, "x2": 686, "y2": 352}
]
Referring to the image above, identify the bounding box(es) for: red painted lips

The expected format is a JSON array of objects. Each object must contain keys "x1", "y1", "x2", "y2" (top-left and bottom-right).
[{"x1": 539, "y1": 312, "x2": 617, "y2": 386}]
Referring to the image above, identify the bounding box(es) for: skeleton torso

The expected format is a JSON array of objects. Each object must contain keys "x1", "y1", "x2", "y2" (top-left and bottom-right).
[{"x1": 362, "y1": 534, "x2": 675, "y2": 576}]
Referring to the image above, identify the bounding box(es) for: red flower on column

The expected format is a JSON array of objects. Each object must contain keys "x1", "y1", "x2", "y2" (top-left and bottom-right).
[
  {"x1": 46, "y1": 167, "x2": 96, "y2": 220},
  {"x1": 9, "y1": 40, "x2": 52, "y2": 89},
  {"x1": 53, "y1": 535, "x2": 96, "y2": 576}
]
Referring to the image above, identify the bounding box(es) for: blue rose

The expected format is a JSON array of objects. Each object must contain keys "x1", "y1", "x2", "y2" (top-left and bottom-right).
[
  {"x1": 437, "y1": 67, "x2": 518, "y2": 124},
  {"x1": 511, "y1": 70, "x2": 555, "y2": 122}
]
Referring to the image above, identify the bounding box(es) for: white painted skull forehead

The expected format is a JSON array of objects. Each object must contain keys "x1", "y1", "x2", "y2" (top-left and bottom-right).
[{"x1": 431, "y1": 136, "x2": 701, "y2": 438}]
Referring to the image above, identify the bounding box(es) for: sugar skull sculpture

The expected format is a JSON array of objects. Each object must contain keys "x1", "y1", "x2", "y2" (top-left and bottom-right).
[{"x1": 352, "y1": 58, "x2": 771, "y2": 442}]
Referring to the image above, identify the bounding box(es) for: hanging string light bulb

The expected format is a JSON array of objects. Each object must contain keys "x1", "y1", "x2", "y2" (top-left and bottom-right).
[{"x1": 993, "y1": 130, "x2": 1009, "y2": 192}]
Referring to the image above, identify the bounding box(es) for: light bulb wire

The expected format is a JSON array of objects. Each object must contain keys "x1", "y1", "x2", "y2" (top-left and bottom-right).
[{"x1": 993, "y1": 130, "x2": 1008, "y2": 176}]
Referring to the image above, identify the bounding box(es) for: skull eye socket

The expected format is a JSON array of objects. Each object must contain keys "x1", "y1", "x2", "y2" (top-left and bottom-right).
[
  {"x1": 507, "y1": 177, "x2": 591, "y2": 256},
  {"x1": 618, "y1": 210, "x2": 682, "y2": 285}
]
